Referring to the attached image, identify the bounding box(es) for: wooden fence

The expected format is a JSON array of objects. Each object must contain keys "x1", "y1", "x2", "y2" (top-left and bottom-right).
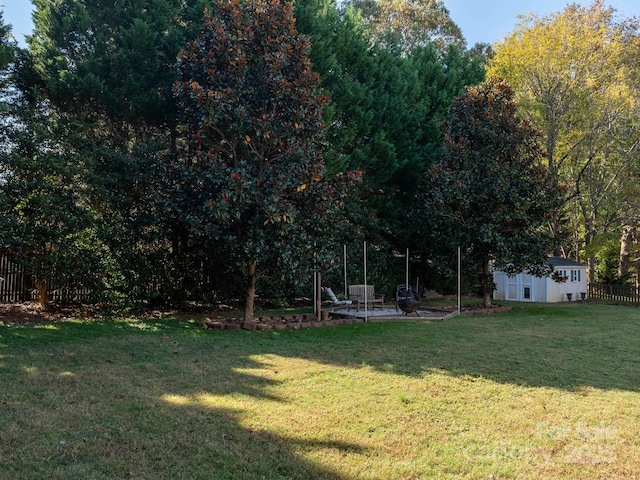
[
  {"x1": 0, "y1": 255, "x2": 92, "y2": 303},
  {"x1": 589, "y1": 282, "x2": 640, "y2": 305}
]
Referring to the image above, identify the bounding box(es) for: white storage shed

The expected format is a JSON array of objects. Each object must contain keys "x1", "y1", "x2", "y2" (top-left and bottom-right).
[{"x1": 493, "y1": 256, "x2": 588, "y2": 303}]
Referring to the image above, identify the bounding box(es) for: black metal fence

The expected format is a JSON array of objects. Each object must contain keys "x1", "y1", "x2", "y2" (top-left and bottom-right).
[
  {"x1": 589, "y1": 282, "x2": 640, "y2": 305},
  {"x1": 0, "y1": 255, "x2": 28, "y2": 302},
  {"x1": 0, "y1": 255, "x2": 92, "y2": 303}
]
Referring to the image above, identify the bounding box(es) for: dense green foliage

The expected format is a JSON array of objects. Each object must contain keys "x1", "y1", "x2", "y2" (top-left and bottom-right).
[
  {"x1": 415, "y1": 79, "x2": 565, "y2": 306},
  {"x1": 0, "y1": 0, "x2": 591, "y2": 308},
  {"x1": 20, "y1": 0, "x2": 212, "y2": 303},
  {"x1": 295, "y1": 0, "x2": 484, "y2": 293},
  {"x1": 172, "y1": 0, "x2": 348, "y2": 319}
]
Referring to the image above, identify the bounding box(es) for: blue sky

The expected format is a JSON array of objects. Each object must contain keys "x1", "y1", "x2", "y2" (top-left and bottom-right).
[
  {"x1": 445, "y1": 0, "x2": 639, "y2": 46},
  {"x1": 2, "y1": 0, "x2": 640, "y2": 47}
]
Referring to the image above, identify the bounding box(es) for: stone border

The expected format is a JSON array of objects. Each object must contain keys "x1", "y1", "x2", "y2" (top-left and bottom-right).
[
  {"x1": 205, "y1": 304, "x2": 512, "y2": 331},
  {"x1": 205, "y1": 313, "x2": 365, "y2": 331}
]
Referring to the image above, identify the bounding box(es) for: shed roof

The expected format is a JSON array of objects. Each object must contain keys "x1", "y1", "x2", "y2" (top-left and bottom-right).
[{"x1": 545, "y1": 256, "x2": 586, "y2": 268}]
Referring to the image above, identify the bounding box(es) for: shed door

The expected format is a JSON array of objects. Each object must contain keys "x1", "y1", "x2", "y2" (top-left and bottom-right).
[
  {"x1": 506, "y1": 276, "x2": 518, "y2": 300},
  {"x1": 520, "y1": 274, "x2": 533, "y2": 301},
  {"x1": 506, "y1": 274, "x2": 533, "y2": 301}
]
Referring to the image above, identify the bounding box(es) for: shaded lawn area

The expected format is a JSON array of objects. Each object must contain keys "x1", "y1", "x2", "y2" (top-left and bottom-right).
[{"x1": 1, "y1": 302, "x2": 639, "y2": 479}]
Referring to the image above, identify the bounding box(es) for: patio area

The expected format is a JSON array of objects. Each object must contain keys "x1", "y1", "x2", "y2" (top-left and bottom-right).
[{"x1": 328, "y1": 305, "x2": 458, "y2": 321}]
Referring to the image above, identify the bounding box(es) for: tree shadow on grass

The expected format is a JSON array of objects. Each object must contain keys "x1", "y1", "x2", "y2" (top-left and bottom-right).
[
  {"x1": 0, "y1": 319, "x2": 365, "y2": 479},
  {"x1": 256, "y1": 302, "x2": 640, "y2": 393},
  {"x1": 1, "y1": 303, "x2": 639, "y2": 478}
]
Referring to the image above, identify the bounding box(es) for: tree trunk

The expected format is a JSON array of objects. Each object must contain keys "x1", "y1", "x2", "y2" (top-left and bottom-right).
[
  {"x1": 587, "y1": 256, "x2": 595, "y2": 286},
  {"x1": 244, "y1": 263, "x2": 257, "y2": 321},
  {"x1": 36, "y1": 278, "x2": 50, "y2": 309},
  {"x1": 481, "y1": 257, "x2": 493, "y2": 308},
  {"x1": 619, "y1": 226, "x2": 633, "y2": 279}
]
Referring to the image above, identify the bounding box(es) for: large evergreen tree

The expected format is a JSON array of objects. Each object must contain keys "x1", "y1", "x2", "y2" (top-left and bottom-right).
[
  {"x1": 295, "y1": 0, "x2": 484, "y2": 262},
  {"x1": 25, "y1": 0, "x2": 210, "y2": 301},
  {"x1": 173, "y1": 0, "x2": 347, "y2": 319},
  {"x1": 0, "y1": 13, "x2": 107, "y2": 306},
  {"x1": 416, "y1": 79, "x2": 565, "y2": 307}
]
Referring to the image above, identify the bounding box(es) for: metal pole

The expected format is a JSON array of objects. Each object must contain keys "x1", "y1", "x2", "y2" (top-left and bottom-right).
[
  {"x1": 313, "y1": 242, "x2": 317, "y2": 318},
  {"x1": 405, "y1": 248, "x2": 409, "y2": 290},
  {"x1": 316, "y1": 271, "x2": 322, "y2": 321},
  {"x1": 313, "y1": 268, "x2": 317, "y2": 318},
  {"x1": 343, "y1": 244, "x2": 347, "y2": 298},
  {"x1": 457, "y1": 247, "x2": 461, "y2": 315},
  {"x1": 364, "y1": 240, "x2": 368, "y2": 322}
]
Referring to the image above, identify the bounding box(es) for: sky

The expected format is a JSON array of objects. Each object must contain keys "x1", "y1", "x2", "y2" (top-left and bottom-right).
[
  {"x1": 445, "y1": 0, "x2": 639, "y2": 46},
  {"x1": 2, "y1": 0, "x2": 640, "y2": 47}
]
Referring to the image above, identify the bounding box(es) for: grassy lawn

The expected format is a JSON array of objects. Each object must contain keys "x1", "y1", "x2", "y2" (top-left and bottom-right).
[{"x1": 1, "y1": 302, "x2": 639, "y2": 479}]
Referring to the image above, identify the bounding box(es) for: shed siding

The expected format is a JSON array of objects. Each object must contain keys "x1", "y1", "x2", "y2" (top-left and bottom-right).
[{"x1": 493, "y1": 263, "x2": 587, "y2": 303}]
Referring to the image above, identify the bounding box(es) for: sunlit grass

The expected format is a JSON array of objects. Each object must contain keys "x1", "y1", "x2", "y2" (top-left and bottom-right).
[{"x1": 0, "y1": 302, "x2": 639, "y2": 478}]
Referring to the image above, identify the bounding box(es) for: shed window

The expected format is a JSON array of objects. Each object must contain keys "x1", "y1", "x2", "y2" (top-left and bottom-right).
[
  {"x1": 571, "y1": 270, "x2": 581, "y2": 282},
  {"x1": 523, "y1": 286, "x2": 531, "y2": 300}
]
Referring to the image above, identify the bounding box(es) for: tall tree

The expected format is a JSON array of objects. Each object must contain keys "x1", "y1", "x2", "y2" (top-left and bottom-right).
[
  {"x1": 28, "y1": 0, "x2": 206, "y2": 136},
  {"x1": 487, "y1": 1, "x2": 640, "y2": 280},
  {"x1": 295, "y1": 0, "x2": 484, "y2": 260},
  {"x1": 0, "y1": 10, "x2": 12, "y2": 69},
  {"x1": 173, "y1": 0, "x2": 347, "y2": 319},
  {"x1": 342, "y1": 0, "x2": 464, "y2": 52},
  {"x1": 0, "y1": 97, "x2": 99, "y2": 307},
  {"x1": 25, "y1": 0, "x2": 210, "y2": 300},
  {"x1": 415, "y1": 79, "x2": 565, "y2": 307}
]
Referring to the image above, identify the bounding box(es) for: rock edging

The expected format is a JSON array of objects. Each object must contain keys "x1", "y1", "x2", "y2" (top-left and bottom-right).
[{"x1": 205, "y1": 313, "x2": 364, "y2": 331}]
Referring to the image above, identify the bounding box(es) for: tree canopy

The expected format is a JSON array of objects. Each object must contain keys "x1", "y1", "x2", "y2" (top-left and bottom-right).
[
  {"x1": 0, "y1": 0, "x2": 523, "y2": 308},
  {"x1": 295, "y1": 0, "x2": 484, "y2": 265},
  {"x1": 341, "y1": 0, "x2": 464, "y2": 51},
  {"x1": 487, "y1": 1, "x2": 640, "y2": 282},
  {"x1": 415, "y1": 79, "x2": 565, "y2": 307},
  {"x1": 172, "y1": 0, "x2": 348, "y2": 319}
]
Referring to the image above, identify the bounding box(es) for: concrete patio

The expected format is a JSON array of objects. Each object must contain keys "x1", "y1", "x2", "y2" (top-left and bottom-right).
[{"x1": 328, "y1": 305, "x2": 458, "y2": 321}]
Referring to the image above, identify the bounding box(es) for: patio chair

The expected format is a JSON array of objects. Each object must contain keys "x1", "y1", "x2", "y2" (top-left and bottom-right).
[
  {"x1": 323, "y1": 287, "x2": 353, "y2": 308},
  {"x1": 348, "y1": 284, "x2": 384, "y2": 311}
]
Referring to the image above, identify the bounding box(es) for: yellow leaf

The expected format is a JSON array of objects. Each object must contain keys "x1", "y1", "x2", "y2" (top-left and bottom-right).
[{"x1": 297, "y1": 184, "x2": 307, "y2": 192}]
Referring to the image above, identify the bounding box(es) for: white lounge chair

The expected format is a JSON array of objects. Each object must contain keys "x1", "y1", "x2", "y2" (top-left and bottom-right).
[{"x1": 324, "y1": 287, "x2": 353, "y2": 308}]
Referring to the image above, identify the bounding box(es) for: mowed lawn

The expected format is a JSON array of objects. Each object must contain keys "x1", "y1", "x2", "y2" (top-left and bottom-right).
[{"x1": 1, "y1": 302, "x2": 639, "y2": 479}]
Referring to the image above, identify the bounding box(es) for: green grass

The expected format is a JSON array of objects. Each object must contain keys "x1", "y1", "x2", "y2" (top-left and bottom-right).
[{"x1": 1, "y1": 302, "x2": 640, "y2": 479}]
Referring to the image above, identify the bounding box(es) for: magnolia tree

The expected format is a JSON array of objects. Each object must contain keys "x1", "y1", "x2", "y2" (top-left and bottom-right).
[
  {"x1": 172, "y1": 0, "x2": 349, "y2": 319},
  {"x1": 416, "y1": 79, "x2": 566, "y2": 307}
]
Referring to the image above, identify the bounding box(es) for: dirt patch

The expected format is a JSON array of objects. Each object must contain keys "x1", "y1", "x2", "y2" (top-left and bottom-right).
[
  {"x1": 0, "y1": 302, "x2": 89, "y2": 325},
  {"x1": 436, "y1": 304, "x2": 512, "y2": 316}
]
